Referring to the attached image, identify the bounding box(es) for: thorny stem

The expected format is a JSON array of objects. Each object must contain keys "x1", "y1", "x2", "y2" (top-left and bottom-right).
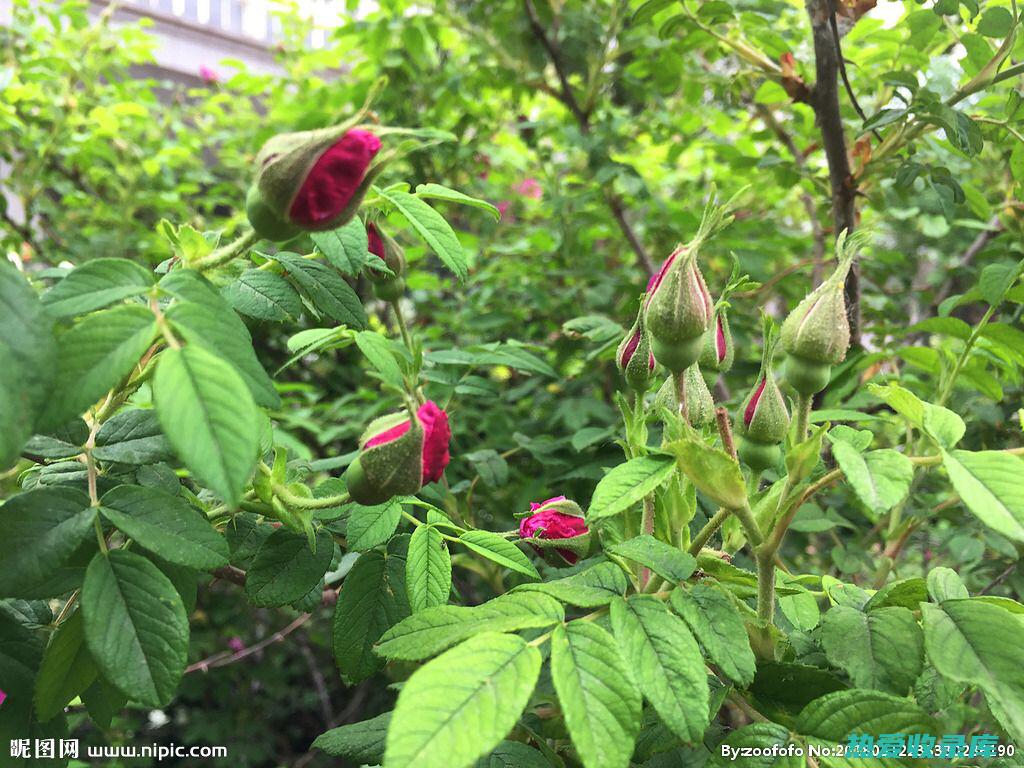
[{"x1": 192, "y1": 228, "x2": 259, "y2": 273}]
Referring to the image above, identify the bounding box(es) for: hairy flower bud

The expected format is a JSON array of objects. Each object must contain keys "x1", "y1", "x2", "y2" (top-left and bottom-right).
[
  {"x1": 248, "y1": 126, "x2": 385, "y2": 239},
  {"x1": 366, "y1": 222, "x2": 407, "y2": 301},
  {"x1": 737, "y1": 316, "x2": 790, "y2": 471},
  {"x1": 699, "y1": 305, "x2": 734, "y2": 387},
  {"x1": 644, "y1": 247, "x2": 713, "y2": 373},
  {"x1": 617, "y1": 303, "x2": 656, "y2": 392},
  {"x1": 652, "y1": 364, "x2": 714, "y2": 427},
  {"x1": 643, "y1": 184, "x2": 740, "y2": 373},
  {"x1": 781, "y1": 232, "x2": 860, "y2": 395},
  {"x1": 518, "y1": 496, "x2": 590, "y2": 564},
  {"x1": 345, "y1": 400, "x2": 451, "y2": 505}
]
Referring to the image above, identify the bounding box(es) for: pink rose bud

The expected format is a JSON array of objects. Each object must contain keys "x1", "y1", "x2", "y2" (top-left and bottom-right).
[
  {"x1": 737, "y1": 314, "x2": 790, "y2": 471},
  {"x1": 616, "y1": 300, "x2": 656, "y2": 392},
  {"x1": 247, "y1": 124, "x2": 386, "y2": 240},
  {"x1": 699, "y1": 303, "x2": 734, "y2": 387},
  {"x1": 645, "y1": 246, "x2": 713, "y2": 373},
  {"x1": 518, "y1": 497, "x2": 590, "y2": 565},
  {"x1": 345, "y1": 401, "x2": 451, "y2": 505},
  {"x1": 365, "y1": 222, "x2": 407, "y2": 300},
  {"x1": 0, "y1": 689, "x2": 6, "y2": 709},
  {"x1": 228, "y1": 637, "x2": 246, "y2": 653},
  {"x1": 782, "y1": 230, "x2": 863, "y2": 394}
]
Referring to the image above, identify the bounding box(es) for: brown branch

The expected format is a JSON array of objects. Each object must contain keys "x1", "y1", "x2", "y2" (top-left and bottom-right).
[
  {"x1": 980, "y1": 561, "x2": 1018, "y2": 596},
  {"x1": 934, "y1": 215, "x2": 1004, "y2": 305},
  {"x1": 210, "y1": 565, "x2": 247, "y2": 586},
  {"x1": 185, "y1": 613, "x2": 312, "y2": 674},
  {"x1": 522, "y1": 0, "x2": 589, "y2": 126},
  {"x1": 806, "y1": 0, "x2": 861, "y2": 345},
  {"x1": 753, "y1": 104, "x2": 827, "y2": 280},
  {"x1": 520, "y1": 0, "x2": 655, "y2": 274},
  {"x1": 827, "y1": 5, "x2": 881, "y2": 142}
]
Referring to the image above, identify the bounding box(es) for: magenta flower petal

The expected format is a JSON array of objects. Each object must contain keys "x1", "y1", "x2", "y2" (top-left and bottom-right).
[
  {"x1": 744, "y1": 377, "x2": 767, "y2": 428},
  {"x1": 417, "y1": 401, "x2": 451, "y2": 483},
  {"x1": 365, "y1": 419, "x2": 412, "y2": 449},
  {"x1": 519, "y1": 509, "x2": 589, "y2": 542},
  {"x1": 367, "y1": 222, "x2": 385, "y2": 260},
  {"x1": 716, "y1": 316, "x2": 728, "y2": 362},
  {"x1": 619, "y1": 330, "x2": 641, "y2": 369},
  {"x1": 290, "y1": 129, "x2": 381, "y2": 227}
]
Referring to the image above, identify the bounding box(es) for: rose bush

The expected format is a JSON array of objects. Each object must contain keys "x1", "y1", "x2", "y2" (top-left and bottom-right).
[{"x1": 2, "y1": 1, "x2": 1024, "y2": 766}]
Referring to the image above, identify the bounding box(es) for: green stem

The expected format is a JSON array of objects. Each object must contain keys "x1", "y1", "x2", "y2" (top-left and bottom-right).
[
  {"x1": 935, "y1": 304, "x2": 997, "y2": 406},
  {"x1": 793, "y1": 392, "x2": 812, "y2": 443},
  {"x1": 192, "y1": 228, "x2": 259, "y2": 273},
  {"x1": 688, "y1": 507, "x2": 730, "y2": 555},
  {"x1": 94, "y1": 515, "x2": 108, "y2": 555}
]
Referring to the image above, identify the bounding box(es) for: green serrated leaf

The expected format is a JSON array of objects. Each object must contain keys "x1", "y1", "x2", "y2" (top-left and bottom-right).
[
  {"x1": 38, "y1": 304, "x2": 157, "y2": 430},
  {"x1": 34, "y1": 610, "x2": 97, "y2": 722},
  {"x1": 376, "y1": 592, "x2": 563, "y2": 661},
  {"x1": 922, "y1": 599, "x2": 1024, "y2": 741},
  {"x1": 942, "y1": 450, "x2": 1024, "y2": 543},
  {"x1": 376, "y1": 188, "x2": 468, "y2": 281},
  {"x1": 665, "y1": 439, "x2": 746, "y2": 509},
  {"x1": 831, "y1": 444, "x2": 913, "y2": 519},
  {"x1": 313, "y1": 712, "x2": 390, "y2": 762},
  {"x1": 153, "y1": 344, "x2": 260, "y2": 507},
  {"x1": 41, "y1": 258, "x2": 154, "y2": 318},
  {"x1": 415, "y1": 183, "x2": 500, "y2": 220},
  {"x1": 271, "y1": 252, "x2": 367, "y2": 328},
  {"x1": 608, "y1": 535, "x2": 696, "y2": 583},
  {"x1": 0, "y1": 263, "x2": 57, "y2": 469},
  {"x1": 551, "y1": 621, "x2": 641, "y2": 768},
  {"x1": 81, "y1": 550, "x2": 189, "y2": 707},
  {"x1": 407, "y1": 525, "x2": 452, "y2": 612},
  {"x1": 610, "y1": 596, "x2": 708, "y2": 743},
  {"x1": 384, "y1": 633, "x2": 541, "y2": 768},
  {"x1": 312, "y1": 217, "x2": 370, "y2": 275},
  {"x1": 99, "y1": 484, "x2": 229, "y2": 570},
  {"x1": 671, "y1": 584, "x2": 756, "y2": 687},
  {"x1": 333, "y1": 537, "x2": 410, "y2": 683},
  {"x1": 0, "y1": 488, "x2": 96, "y2": 599},
  {"x1": 223, "y1": 269, "x2": 303, "y2": 322},
  {"x1": 820, "y1": 605, "x2": 923, "y2": 695},
  {"x1": 245, "y1": 529, "x2": 334, "y2": 607},
  {"x1": 459, "y1": 530, "x2": 540, "y2": 580},
  {"x1": 346, "y1": 499, "x2": 403, "y2": 551},
  {"x1": 587, "y1": 454, "x2": 676, "y2": 520},
  {"x1": 93, "y1": 408, "x2": 173, "y2": 465},
  {"x1": 514, "y1": 561, "x2": 628, "y2": 607}
]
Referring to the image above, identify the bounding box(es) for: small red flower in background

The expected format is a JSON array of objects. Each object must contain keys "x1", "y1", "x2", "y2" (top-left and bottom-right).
[
  {"x1": 513, "y1": 178, "x2": 543, "y2": 199},
  {"x1": 198, "y1": 64, "x2": 218, "y2": 84}
]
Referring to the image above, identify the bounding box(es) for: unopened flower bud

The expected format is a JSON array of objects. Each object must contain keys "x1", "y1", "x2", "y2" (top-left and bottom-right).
[
  {"x1": 248, "y1": 126, "x2": 385, "y2": 239},
  {"x1": 737, "y1": 316, "x2": 790, "y2": 471},
  {"x1": 652, "y1": 365, "x2": 714, "y2": 427},
  {"x1": 699, "y1": 305, "x2": 734, "y2": 387},
  {"x1": 518, "y1": 496, "x2": 590, "y2": 565},
  {"x1": 344, "y1": 400, "x2": 451, "y2": 505},
  {"x1": 781, "y1": 232, "x2": 860, "y2": 395},
  {"x1": 366, "y1": 222, "x2": 407, "y2": 301},
  {"x1": 645, "y1": 247, "x2": 713, "y2": 373},
  {"x1": 617, "y1": 303, "x2": 656, "y2": 392}
]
